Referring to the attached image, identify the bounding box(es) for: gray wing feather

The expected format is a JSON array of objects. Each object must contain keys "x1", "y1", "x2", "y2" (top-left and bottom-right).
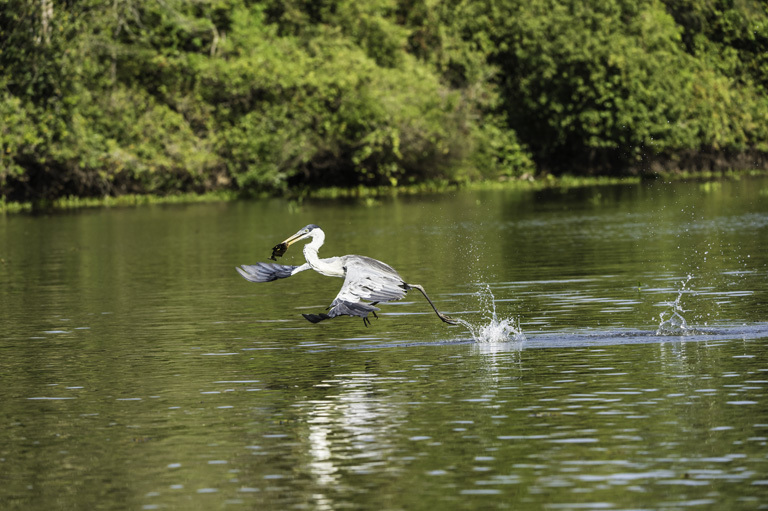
[
  {"x1": 326, "y1": 256, "x2": 407, "y2": 318},
  {"x1": 327, "y1": 300, "x2": 380, "y2": 319},
  {"x1": 237, "y1": 263, "x2": 297, "y2": 282}
]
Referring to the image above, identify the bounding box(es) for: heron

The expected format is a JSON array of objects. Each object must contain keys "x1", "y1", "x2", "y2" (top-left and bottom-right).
[{"x1": 236, "y1": 224, "x2": 457, "y2": 326}]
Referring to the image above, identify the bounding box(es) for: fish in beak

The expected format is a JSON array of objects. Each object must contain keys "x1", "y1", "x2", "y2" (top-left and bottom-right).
[{"x1": 269, "y1": 227, "x2": 313, "y2": 260}]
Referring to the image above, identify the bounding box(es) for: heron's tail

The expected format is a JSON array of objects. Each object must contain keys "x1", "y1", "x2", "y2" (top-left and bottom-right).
[{"x1": 237, "y1": 263, "x2": 298, "y2": 283}]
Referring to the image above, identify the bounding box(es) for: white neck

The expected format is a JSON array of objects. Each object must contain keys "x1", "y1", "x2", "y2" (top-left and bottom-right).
[
  {"x1": 302, "y1": 228, "x2": 344, "y2": 278},
  {"x1": 303, "y1": 228, "x2": 325, "y2": 267}
]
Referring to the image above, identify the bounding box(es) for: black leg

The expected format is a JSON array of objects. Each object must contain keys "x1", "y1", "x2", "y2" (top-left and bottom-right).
[{"x1": 406, "y1": 283, "x2": 457, "y2": 325}]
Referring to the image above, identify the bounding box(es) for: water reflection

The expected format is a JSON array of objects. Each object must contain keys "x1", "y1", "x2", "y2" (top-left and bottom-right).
[
  {"x1": 277, "y1": 337, "x2": 768, "y2": 509},
  {"x1": 302, "y1": 372, "x2": 408, "y2": 508}
]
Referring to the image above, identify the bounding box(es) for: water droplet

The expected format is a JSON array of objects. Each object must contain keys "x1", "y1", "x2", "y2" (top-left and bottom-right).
[{"x1": 454, "y1": 285, "x2": 525, "y2": 343}]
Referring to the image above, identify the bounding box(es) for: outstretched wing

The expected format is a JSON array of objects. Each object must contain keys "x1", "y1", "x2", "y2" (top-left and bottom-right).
[
  {"x1": 237, "y1": 262, "x2": 308, "y2": 282},
  {"x1": 325, "y1": 256, "x2": 408, "y2": 319}
]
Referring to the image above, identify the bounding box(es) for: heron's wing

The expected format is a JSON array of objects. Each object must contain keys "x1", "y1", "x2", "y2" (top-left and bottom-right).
[
  {"x1": 326, "y1": 256, "x2": 407, "y2": 319},
  {"x1": 237, "y1": 262, "x2": 310, "y2": 282}
]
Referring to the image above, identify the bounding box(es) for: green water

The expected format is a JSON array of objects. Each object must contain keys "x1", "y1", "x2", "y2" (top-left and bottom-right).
[{"x1": 1, "y1": 179, "x2": 767, "y2": 510}]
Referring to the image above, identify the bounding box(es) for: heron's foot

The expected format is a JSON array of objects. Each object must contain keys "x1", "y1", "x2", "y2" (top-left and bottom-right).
[
  {"x1": 363, "y1": 316, "x2": 371, "y2": 327},
  {"x1": 372, "y1": 311, "x2": 378, "y2": 320},
  {"x1": 439, "y1": 313, "x2": 458, "y2": 325}
]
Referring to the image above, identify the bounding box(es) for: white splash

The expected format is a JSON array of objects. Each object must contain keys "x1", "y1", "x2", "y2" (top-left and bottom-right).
[
  {"x1": 455, "y1": 285, "x2": 526, "y2": 343},
  {"x1": 656, "y1": 274, "x2": 694, "y2": 336}
]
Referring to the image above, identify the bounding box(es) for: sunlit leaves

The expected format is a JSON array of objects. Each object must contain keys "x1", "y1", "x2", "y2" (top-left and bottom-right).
[{"x1": 2, "y1": 0, "x2": 768, "y2": 202}]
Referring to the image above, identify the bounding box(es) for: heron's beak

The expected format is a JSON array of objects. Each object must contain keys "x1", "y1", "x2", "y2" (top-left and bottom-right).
[{"x1": 282, "y1": 230, "x2": 310, "y2": 247}]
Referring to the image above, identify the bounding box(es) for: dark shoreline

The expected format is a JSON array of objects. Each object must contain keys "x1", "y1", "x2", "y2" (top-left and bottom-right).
[{"x1": 3, "y1": 168, "x2": 767, "y2": 215}]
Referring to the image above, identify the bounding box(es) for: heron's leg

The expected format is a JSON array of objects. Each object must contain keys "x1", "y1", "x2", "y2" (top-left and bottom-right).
[
  {"x1": 363, "y1": 316, "x2": 371, "y2": 327},
  {"x1": 369, "y1": 302, "x2": 379, "y2": 320},
  {"x1": 407, "y1": 284, "x2": 457, "y2": 325}
]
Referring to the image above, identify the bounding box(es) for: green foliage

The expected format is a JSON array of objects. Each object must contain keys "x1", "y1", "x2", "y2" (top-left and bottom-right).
[
  {"x1": 662, "y1": 0, "x2": 768, "y2": 90},
  {"x1": 459, "y1": 0, "x2": 768, "y2": 172},
  {"x1": 2, "y1": 0, "x2": 768, "y2": 202}
]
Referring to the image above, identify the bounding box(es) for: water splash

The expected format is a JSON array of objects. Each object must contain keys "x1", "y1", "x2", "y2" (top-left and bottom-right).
[
  {"x1": 656, "y1": 275, "x2": 694, "y2": 336},
  {"x1": 454, "y1": 285, "x2": 526, "y2": 343}
]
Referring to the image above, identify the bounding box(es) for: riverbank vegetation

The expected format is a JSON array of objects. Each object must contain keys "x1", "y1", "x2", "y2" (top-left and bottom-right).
[{"x1": 2, "y1": 0, "x2": 768, "y2": 205}]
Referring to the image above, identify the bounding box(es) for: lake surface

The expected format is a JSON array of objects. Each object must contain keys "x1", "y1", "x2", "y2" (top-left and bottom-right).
[{"x1": 1, "y1": 178, "x2": 767, "y2": 510}]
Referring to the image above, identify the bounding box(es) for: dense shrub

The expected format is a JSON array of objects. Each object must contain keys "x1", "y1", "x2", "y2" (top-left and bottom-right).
[
  {"x1": 2, "y1": 0, "x2": 768, "y2": 202},
  {"x1": 453, "y1": 0, "x2": 768, "y2": 172}
]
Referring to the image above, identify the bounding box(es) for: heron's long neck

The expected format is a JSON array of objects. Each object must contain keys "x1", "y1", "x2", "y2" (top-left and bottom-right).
[
  {"x1": 301, "y1": 230, "x2": 343, "y2": 277},
  {"x1": 302, "y1": 231, "x2": 325, "y2": 267}
]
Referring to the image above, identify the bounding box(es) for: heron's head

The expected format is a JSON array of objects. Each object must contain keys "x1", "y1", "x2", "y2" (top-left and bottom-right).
[
  {"x1": 282, "y1": 224, "x2": 322, "y2": 246},
  {"x1": 270, "y1": 225, "x2": 323, "y2": 260}
]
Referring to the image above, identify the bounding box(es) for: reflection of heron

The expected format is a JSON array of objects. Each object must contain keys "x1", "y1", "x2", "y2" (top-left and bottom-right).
[{"x1": 237, "y1": 224, "x2": 456, "y2": 326}]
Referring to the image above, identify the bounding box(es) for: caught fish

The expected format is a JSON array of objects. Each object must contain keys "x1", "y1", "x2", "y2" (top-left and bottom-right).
[{"x1": 270, "y1": 242, "x2": 288, "y2": 261}]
